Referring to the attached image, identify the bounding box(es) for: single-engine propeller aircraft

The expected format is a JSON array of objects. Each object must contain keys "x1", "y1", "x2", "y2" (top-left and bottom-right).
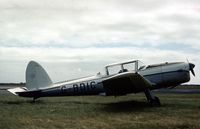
[{"x1": 7, "y1": 60, "x2": 195, "y2": 106}]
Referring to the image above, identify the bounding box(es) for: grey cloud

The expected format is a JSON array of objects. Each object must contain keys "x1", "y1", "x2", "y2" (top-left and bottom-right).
[
  {"x1": 0, "y1": 0, "x2": 200, "y2": 83},
  {"x1": 1, "y1": 0, "x2": 200, "y2": 48}
]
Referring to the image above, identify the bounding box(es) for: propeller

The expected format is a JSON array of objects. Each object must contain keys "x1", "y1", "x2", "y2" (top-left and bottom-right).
[{"x1": 189, "y1": 63, "x2": 195, "y2": 76}]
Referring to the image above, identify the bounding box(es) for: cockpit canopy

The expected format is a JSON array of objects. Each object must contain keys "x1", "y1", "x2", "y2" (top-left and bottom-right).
[{"x1": 105, "y1": 60, "x2": 145, "y2": 76}]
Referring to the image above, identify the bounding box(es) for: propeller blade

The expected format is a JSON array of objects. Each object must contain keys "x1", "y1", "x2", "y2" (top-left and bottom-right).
[
  {"x1": 191, "y1": 69, "x2": 195, "y2": 76},
  {"x1": 189, "y1": 63, "x2": 195, "y2": 76}
]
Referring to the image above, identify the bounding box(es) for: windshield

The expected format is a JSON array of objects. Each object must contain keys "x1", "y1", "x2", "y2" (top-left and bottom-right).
[
  {"x1": 105, "y1": 60, "x2": 145, "y2": 75},
  {"x1": 138, "y1": 61, "x2": 146, "y2": 70}
]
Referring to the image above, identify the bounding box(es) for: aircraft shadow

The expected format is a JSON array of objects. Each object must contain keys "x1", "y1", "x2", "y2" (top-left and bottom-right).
[
  {"x1": 63, "y1": 100, "x2": 152, "y2": 112},
  {"x1": 1, "y1": 99, "x2": 168, "y2": 114},
  {"x1": 101, "y1": 100, "x2": 150, "y2": 112}
]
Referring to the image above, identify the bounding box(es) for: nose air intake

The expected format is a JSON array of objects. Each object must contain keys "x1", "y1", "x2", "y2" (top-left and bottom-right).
[{"x1": 189, "y1": 63, "x2": 195, "y2": 76}]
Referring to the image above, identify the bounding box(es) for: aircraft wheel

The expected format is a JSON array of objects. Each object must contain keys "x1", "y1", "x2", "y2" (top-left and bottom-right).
[{"x1": 150, "y1": 96, "x2": 161, "y2": 107}]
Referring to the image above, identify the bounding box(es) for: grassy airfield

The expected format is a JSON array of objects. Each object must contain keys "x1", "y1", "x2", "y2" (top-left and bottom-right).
[{"x1": 0, "y1": 90, "x2": 200, "y2": 129}]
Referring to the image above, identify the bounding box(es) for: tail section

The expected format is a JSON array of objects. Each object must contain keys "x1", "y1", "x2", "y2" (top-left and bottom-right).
[{"x1": 26, "y1": 61, "x2": 53, "y2": 90}]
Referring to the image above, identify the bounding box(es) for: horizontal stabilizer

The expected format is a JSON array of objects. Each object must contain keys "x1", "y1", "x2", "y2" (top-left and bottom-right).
[{"x1": 7, "y1": 87, "x2": 27, "y2": 95}]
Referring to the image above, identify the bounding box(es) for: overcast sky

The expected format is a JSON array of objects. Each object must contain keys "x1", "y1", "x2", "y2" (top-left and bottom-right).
[{"x1": 0, "y1": 0, "x2": 199, "y2": 84}]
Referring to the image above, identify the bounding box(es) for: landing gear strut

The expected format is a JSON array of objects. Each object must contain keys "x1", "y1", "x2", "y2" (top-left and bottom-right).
[
  {"x1": 144, "y1": 89, "x2": 161, "y2": 106},
  {"x1": 32, "y1": 97, "x2": 39, "y2": 103}
]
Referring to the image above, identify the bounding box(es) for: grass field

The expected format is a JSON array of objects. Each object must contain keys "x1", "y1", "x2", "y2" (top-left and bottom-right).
[{"x1": 0, "y1": 90, "x2": 200, "y2": 129}]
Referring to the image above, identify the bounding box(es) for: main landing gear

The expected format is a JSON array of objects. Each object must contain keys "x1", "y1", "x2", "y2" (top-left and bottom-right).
[{"x1": 144, "y1": 89, "x2": 161, "y2": 106}]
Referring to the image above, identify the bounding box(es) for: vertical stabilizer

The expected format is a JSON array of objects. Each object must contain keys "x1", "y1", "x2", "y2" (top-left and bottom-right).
[{"x1": 26, "y1": 61, "x2": 53, "y2": 90}]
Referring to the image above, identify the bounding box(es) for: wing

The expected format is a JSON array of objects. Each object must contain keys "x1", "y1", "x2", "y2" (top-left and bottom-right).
[{"x1": 102, "y1": 72, "x2": 153, "y2": 96}]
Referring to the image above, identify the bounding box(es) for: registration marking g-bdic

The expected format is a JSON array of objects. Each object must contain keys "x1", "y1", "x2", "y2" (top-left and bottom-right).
[{"x1": 61, "y1": 81, "x2": 96, "y2": 93}]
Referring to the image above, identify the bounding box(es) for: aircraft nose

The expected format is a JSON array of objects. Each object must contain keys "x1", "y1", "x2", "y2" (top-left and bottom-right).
[{"x1": 189, "y1": 63, "x2": 195, "y2": 76}]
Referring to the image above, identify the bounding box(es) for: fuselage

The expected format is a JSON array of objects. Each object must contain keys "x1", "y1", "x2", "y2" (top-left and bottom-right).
[{"x1": 18, "y1": 62, "x2": 192, "y2": 98}]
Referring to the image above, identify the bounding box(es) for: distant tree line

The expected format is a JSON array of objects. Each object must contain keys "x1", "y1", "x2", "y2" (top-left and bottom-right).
[{"x1": 0, "y1": 82, "x2": 25, "y2": 86}]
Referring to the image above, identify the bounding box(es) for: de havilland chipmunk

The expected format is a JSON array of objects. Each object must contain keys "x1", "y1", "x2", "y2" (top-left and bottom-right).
[{"x1": 7, "y1": 60, "x2": 195, "y2": 106}]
